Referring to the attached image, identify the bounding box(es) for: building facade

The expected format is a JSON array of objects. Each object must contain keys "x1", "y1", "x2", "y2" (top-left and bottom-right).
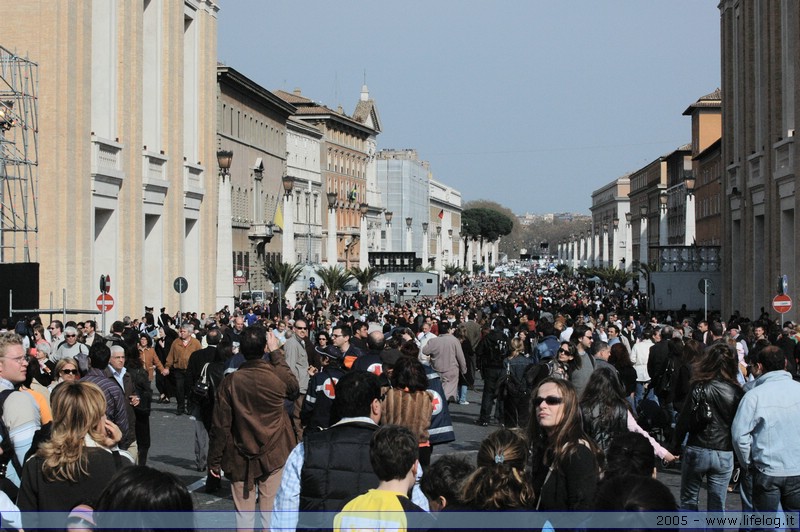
[
  {"x1": 1, "y1": 0, "x2": 220, "y2": 324},
  {"x1": 720, "y1": 0, "x2": 800, "y2": 320},
  {"x1": 590, "y1": 174, "x2": 630, "y2": 269},
  {"x1": 217, "y1": 66, "x2": 295, "y2": 301},
  {"x1": 276, "y1": 88, "x2": 381, "y2": 268},
  {"x1": 429, "y1": 179, "x2": 462, "y2": 271},
  {"x1": 376, "y1": 149, "x2": 431, "y2": 256}
]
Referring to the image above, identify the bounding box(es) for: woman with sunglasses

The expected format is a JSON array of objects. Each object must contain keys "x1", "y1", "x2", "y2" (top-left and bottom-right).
[
  {"x1": 545, "y1": 342, "x2": 578, "y2": 380},
  {"x1": 49, "y1": 357, "x2": 80, "y2": 391},
  {"x1": 527, "y1": 378, "x2": 601, "y2": 511}
]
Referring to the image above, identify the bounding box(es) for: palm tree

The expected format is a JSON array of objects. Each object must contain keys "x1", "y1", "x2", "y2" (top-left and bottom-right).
[
  {"x1": 264, "y1": 262, "x2": 304, "y2": 300},
  {"x1": 349, "y1": 266, "x2": 381, "y2": 291},
  {"x1": 443, "y1": 264, "x2": 463, "y2": 277},
  {"x1": 315, "y1": 265, "x2": 354, "y2": 300}
]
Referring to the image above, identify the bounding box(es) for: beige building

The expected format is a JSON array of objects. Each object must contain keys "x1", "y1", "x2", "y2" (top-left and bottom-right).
[
  {"x1": 275, "y1": 88, "x2": 381, "y2": 268},
  {"x1": 720, "y1": 1, "x2": 800, "y2": 320},
  {"x1": 590, "y1": 174, "x2": 630, "y2": 269},
  {"x1": 428, "y1": 179, "x2": 462, "y2": 271},
  {"x1": 1, "y1": 1, "x2": 220, "y2": 325},
  {"x1": 217, "y1": 66, "x2": 295, "y2": 299}
]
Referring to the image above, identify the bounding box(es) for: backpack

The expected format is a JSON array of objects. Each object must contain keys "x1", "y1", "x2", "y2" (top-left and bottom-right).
[
  {"x1": 0, "y1": 389, "x2": 51, "y2": 500},
  {"x1": 655, "y1": 357, "x2": 675, "y2": 396},
  {"x1": 192, "y1": 363, "x2": 212, "y2": 401}
]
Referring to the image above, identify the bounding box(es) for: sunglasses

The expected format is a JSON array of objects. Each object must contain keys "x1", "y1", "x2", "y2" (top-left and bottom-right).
[
  {"x1": 557, "y1": 348, "x2": 570, "y2": 355},
  {"x1": 294, "y1": 326, "x2": 307, "y2": 330},
  {"x1": 60, "y1": 369, "x2": 78, "y2": 375},
  {"x1": 533, "y1": 396, "x2": 564, "y2": 407},
  {"x1": 65, "y1": 334, "x2": 77, "y2": 338}
]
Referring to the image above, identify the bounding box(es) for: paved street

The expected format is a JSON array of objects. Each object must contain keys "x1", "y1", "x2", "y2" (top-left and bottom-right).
[{"x1": 149, "y1": 375, "x2": 741, "y2": 512}]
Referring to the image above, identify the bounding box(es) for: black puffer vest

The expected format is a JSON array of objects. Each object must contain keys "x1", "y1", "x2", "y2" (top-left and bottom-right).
[{"x1": 299, "y1": 421, "x2": 379, "y2": 521}]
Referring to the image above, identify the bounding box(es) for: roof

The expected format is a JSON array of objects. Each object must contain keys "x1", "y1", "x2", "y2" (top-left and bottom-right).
[
  {"x1": 683, "y1": 88, "x2": 722, "y2": 115},
  {"x1": 275, "y1": 89, "x2": 379, "y2": 136},
  {"x1": 217, "y1": 67, "x2": 296, "y2": 117}
]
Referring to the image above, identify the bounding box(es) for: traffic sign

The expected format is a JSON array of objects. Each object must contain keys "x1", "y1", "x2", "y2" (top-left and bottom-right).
[
  {"x1": 173, "y1": 277, "x2": 188, "y2": 294},
  {"x1": 99, "y1": 274, "x2": 110, "y2": 294},
  {"x1": 96, "y1": 293, "x2": 114, "y2": 312},
  {"x1": 234, "y1": 276, "x2": 247, "y2": 285},
  {"x1": 773, "y1": 294, "x2": 793, "y2": 315},
  {"x1": 698, "y1": 278, "x2": 712, "y2": 295}
]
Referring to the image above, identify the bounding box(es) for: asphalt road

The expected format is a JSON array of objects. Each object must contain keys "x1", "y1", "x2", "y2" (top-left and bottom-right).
[{"x1": 148, "y1": 375, "x2": 741, "y2": 512}]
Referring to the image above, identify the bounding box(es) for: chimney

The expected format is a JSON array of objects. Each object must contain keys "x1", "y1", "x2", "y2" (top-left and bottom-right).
[{"x1": 293, "y1": 88, "x2": 302, "y2": 96}]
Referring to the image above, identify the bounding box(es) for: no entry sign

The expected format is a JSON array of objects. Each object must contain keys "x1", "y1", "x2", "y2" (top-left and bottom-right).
[
  {"x1": 96, "y1": 293, "x2": 114, "y2": 312},
  {"x1": 773, "y1": 293, "x2": 793, "y2": 315}
]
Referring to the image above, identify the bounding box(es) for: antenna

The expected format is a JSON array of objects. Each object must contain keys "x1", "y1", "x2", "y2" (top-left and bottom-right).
[{"x1": 363, "y1": 69, "x2": 367, "y2": 85}]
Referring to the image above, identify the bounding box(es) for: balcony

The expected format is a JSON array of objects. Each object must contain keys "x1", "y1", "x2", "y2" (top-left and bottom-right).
[
  {"x1": 774, "y1": 137, "x2": 795, "y2": 179},
  {"x1": 183, "y1": 162, "x2": 204, "y2": 210},
  {"x1": 142, "y1": 150, "x2": 169, "y2": 205},
  {"x1": 248, "y1": 222, "x2": 275, "y2": 242},
  {"x1": 91, "y1": 136, "x2": 124, "y2": 196}
]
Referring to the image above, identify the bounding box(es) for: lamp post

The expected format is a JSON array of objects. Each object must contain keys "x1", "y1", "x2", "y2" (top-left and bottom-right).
[
  {"x1": 611, "y1": 217, "x2": 619, "y2": 268},
  {"x1": 448, "y1": 228, "x2": 454, "y2": 267},
  {"x1": 659, "y1": 190, "x2": 668, "y2": 247},
  {"x1": 305, "y1": 180, "x2": 312, "y2": 264},
  {"x1": 359, "y1": 202, "x2": 369, "y2": 268},
  {"x1": 215, "y1": 149, "x2": 234, "y2": 312},
  {"x1": 624, "y1": 212, "x2": 633, "y2": 270},
  {"x1": 435, "y1": 225, "x2": 442, "y2": 273},
  {"x1": 405, "y1": 217, "x2": 413, "y2": 252},
  {"x1": 684, "y1": 173, "x2": 696, "y2": 246},
  {"x1": 422, "y1": 222, "x2": 429, "y2": 268},
  {"x1": 282, "y1": 176, "x2": 295, "y2": 265},
  {"x1": 602, "y1": 222, "x2": 609, "y2": 268},
  {"x1": 326, "y1": 191, "x2": 338, "y2": 266},
  {"x1": 384, "y1": 211, "x2": 393, "y2": 252},
  {"x1": 639, "y1": 204, "x2": 648, "y2": 296}
]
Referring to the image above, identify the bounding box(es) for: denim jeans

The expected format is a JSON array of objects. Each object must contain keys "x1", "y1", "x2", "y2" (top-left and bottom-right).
[
  {"x1": 752, "y1": 469, "x2": 800, "y2": 514},
  {"x1": 459, "y1": 384, "x2": 469, "y2": 404},
  {"x1": 634, "y1": 381, "x2": 657, "y2": 410},
  {"x1": 680, "y1": 445, "x2": 734, "y2": 511}
]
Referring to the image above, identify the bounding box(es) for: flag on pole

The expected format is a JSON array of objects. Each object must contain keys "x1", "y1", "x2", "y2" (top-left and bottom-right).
[
  {"x1": 438, "y1": 209, "x2": 444, "y2": 219},
  {"x1": 274, "y1": 203, "x2": 284, "y2": 230}
]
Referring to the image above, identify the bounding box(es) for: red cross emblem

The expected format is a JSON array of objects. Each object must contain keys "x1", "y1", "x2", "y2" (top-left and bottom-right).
[
  {"x1": 430, "y1": 390, "x2": 443, "y2": 415},
  {"x1": 368, "y1": 363, "x2": 383, "y2": 376},
  {"x1": 323, "y1": 377, "x2": 338, "y2": 399}
]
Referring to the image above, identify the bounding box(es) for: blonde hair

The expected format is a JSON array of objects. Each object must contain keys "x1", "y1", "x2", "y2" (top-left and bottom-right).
[
  {"x1": 510, "y1": 337, "x2": 525, "y2": 358},
  {"x1": 38, "y1": 381, "x2": 107, "y2": 482},
  {"x1": 0, "y1": 332, "x2": 22, "y2": 357}
]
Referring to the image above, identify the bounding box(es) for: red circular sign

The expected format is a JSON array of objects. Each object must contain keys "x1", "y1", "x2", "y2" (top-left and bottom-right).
[
  {"x1": 773, "y1": 294, "x2": 793, "y2": 314},
  {"x1": 96, "y1": 293, "x2": 114, "y2": 312}
]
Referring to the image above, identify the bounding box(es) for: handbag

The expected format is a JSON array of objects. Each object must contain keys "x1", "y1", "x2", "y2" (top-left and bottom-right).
[
  {"x1": 689, "y1": 383, "x2": 713, "y2": 431},
  {"x1": 192, "y1": 363, "x2": 211, "y2": 399}
]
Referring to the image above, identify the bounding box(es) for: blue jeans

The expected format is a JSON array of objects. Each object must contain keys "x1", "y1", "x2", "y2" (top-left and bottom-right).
[
  {"x1": 459, "y1": 384, "x2": 469, "y2": 403},
  {"x1": 752, "y1": 469, "x2": 800, "y2": 514},
  {"x1": 634, "y1": 381, "x2": 657, "y2": 410},
  {"x1": 680, "y1": 445, "x2": 734, "y2": 511}
]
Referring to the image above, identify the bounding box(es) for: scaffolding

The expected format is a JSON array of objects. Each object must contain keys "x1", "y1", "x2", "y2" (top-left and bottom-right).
[{"x1": 0, "y1": 45, "x2": 38, "y2": 263}]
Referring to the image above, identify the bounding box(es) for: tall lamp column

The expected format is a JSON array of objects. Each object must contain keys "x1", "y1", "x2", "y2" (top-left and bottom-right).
[
  {"x1": 326, "y1": 191, "x2": 338, "y2": 266},
  {"x1": 422, "y1": 222, "x2": 429, "y2": 268},
  {"x1": 405, "y1": 217, "x2": 413, "y2": 252},
  {"x1": 684, "y1": 174, "x2": 696, "y2": 246},
  {"x1": 359, "y1": 203, "x2": 369, "y2": 269},
  {"x1": 384, "y1": 211, "x2": 393, "y2": 252},
  {"x1": 216, "y1": 150, "x2": 234, "y2": 311},
  {"x1": 282, "y1": 176, "x2": 295, "y2": 265}
]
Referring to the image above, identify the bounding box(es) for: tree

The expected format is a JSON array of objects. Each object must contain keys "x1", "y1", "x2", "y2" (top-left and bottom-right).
[
  {"x1": 315, "y1": 265, "x2": 354, "y2": 300},
  {"x1": 264, "y1": 262, "x2": 305, "y2": 302},
  {"x1": 349, "y1": 266, "x2": 381, "y2": 291},
  {"x1": 461, "y1": 206, "x2": 514, "y2": 265}
]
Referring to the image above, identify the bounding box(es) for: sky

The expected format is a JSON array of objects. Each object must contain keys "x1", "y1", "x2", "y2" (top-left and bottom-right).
[{"x1": 217, "y1": 1, "x2": 721, "y2": 216}]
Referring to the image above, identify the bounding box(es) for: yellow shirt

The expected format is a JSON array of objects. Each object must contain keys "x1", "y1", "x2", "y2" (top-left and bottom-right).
[{"x1": 334, "y1": 489, "x2": 424, "y2": 532}]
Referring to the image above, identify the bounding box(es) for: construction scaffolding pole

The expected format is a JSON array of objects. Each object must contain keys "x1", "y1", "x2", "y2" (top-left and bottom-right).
[{"x1": 0, "y1": 45, "x2": 38, "y2": 263}]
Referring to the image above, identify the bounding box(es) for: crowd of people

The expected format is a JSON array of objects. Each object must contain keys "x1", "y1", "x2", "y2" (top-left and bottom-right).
[{"x1": 0, "y1": 270, "x2": 799, "y2": 530}]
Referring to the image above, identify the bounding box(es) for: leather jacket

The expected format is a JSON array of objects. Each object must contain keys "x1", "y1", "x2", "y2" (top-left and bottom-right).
[{"x1": 673, "y1": 378, "x2": 743, "y2": 452}]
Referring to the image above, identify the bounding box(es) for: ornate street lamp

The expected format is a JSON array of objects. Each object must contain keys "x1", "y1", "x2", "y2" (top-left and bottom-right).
[{"x1": 282, "y1": 175, "x2": 294, "y2": 196}]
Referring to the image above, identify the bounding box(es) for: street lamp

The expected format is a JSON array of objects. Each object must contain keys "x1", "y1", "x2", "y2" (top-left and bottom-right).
[
  {"x1": 215, "y1": 149, "x2": 234, "y2": 312},
  {"x1": 625, "y1": 212, "x2": 632, "y2": 223},
  {"x1": 326, "y1": 191, "x2": 338, "y2": 266},
  {"x1": 217, "y1": 150, "x2": 233, "y2": 173},
  {"x1": 684, "y1": 173, "x2": 696, "y2": 195},
  {"x1": 421, "y1": 222, "x2": 429, "y2": 268},
  {"x1": 282, "y1": 175, "x2": 294, "y2": 196},
  {"x1": 405, "y1": 217, "x2": 413, "y2": 253},
  {"x1": 639, "y1": 204, "x2": 648, "y2": 219},
  {"x1": 384, "y1": 211, "x2": 393, "y2": 252},
  {"x1": 613, "y1": 217, "x2": 619, "y2": 230},
  {"x1": 659, "y1": 190, "x2": 668, "y2": 208},
  {"x1": 358, "y1": 203, "x2": 369, "y2": 268}
]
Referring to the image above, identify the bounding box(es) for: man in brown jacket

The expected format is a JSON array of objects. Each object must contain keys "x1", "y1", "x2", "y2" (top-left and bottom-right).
[
  {"x1": 208, "y1": 326, "x2": 299, "y2": 530},
  {"x1": 162, "y1": 323, "x2": 201, "y2": 415}
]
